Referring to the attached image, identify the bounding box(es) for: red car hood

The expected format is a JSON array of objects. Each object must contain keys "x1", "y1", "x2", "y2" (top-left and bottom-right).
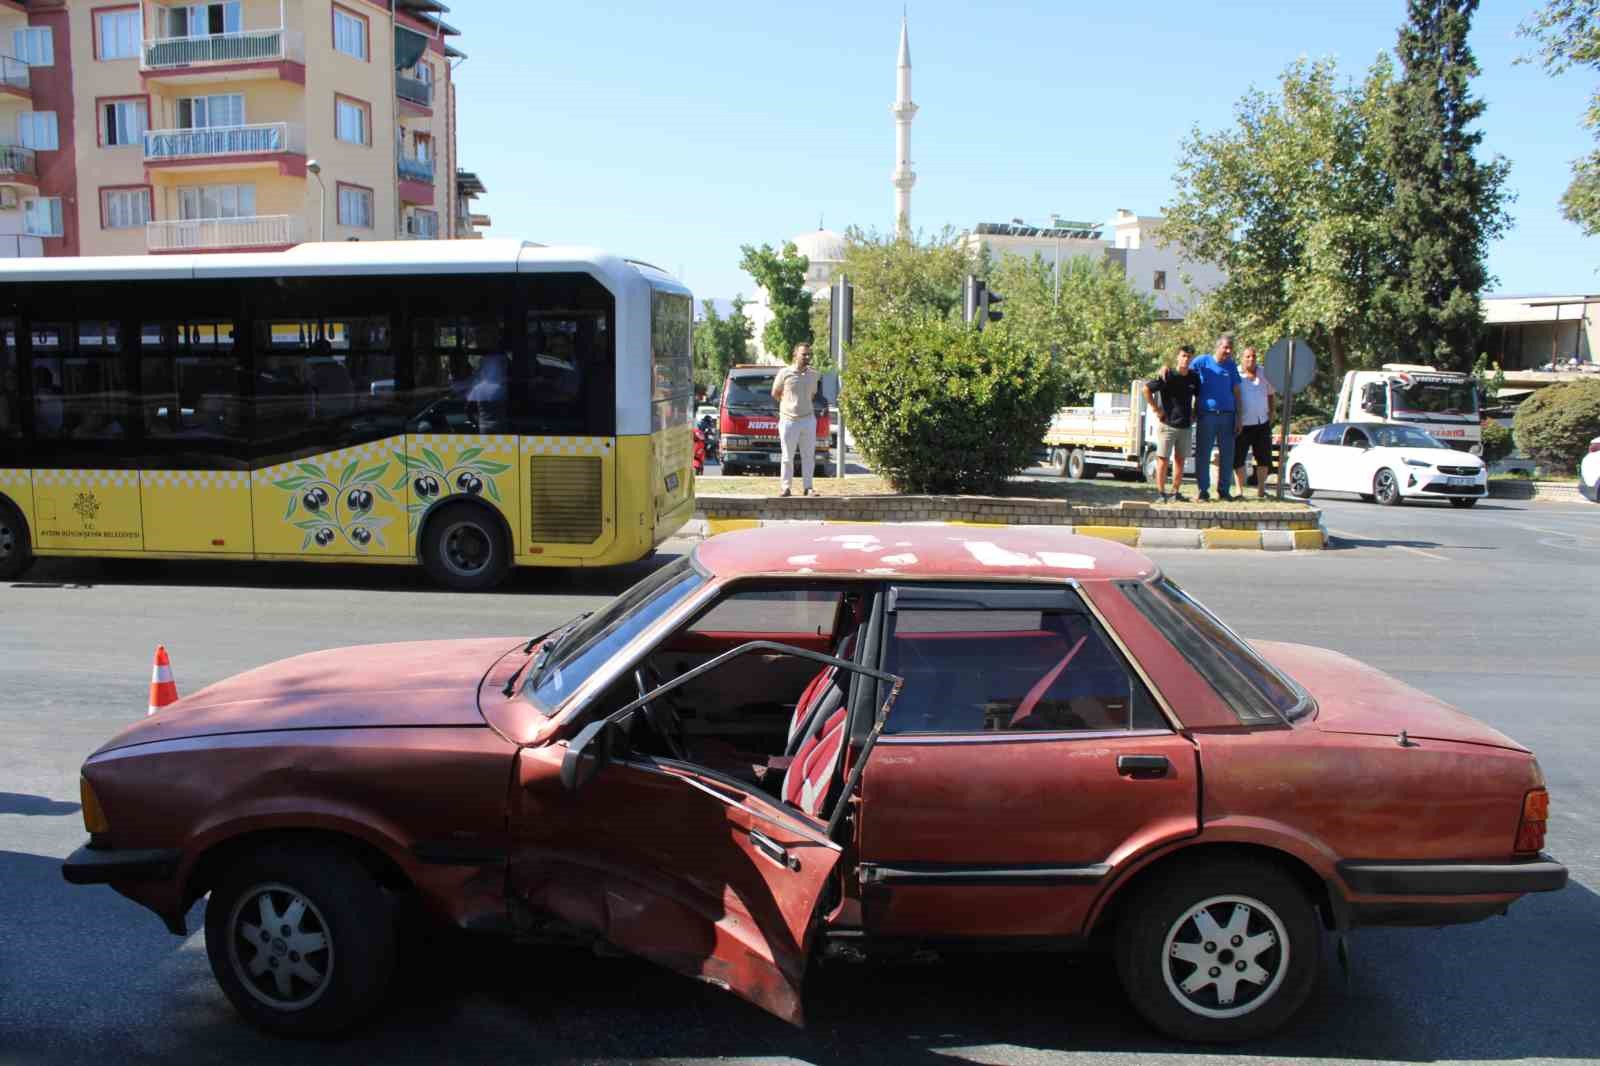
[
  {"x1": 96, "y1": 638, "x2": 520, "y2": 753},
  {"x1": 1253, "y1": 639, "x2": 1527, "y2": 753}
]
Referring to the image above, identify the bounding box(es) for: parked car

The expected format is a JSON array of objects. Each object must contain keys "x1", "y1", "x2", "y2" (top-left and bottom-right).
[
  {"x1": 63, "y1": 526, "x2": 1564, "y2": 1043},
  {"x1": 1285, "y1": 422, "x2": 1487, "y2": 507},
  {"x1": 1581, "y1": 435, "x2": 1600, "y2": 502}
]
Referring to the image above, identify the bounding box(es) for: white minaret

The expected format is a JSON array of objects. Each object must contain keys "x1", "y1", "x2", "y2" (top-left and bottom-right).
[{"x1": 891, "y1": 15, "x2": 917, "y2": 237}]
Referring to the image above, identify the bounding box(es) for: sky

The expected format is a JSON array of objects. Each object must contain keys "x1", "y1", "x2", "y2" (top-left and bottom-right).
[{"x1": 451, "y1": 0, "x2": 1600, "y2": 304}]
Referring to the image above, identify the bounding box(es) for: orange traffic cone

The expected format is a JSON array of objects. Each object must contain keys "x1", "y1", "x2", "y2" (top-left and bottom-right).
[{"x1": 147, "y1": 645, "x2": 178, "y2": 716}]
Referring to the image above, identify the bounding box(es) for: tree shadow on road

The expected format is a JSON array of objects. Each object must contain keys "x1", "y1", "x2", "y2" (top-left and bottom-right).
[{"x1": 0, "y1": 793, "x2": 79, "y2": 816}]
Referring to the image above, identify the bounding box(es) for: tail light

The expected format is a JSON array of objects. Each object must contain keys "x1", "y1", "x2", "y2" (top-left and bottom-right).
[{"x1": 1514, "y1": 788, "x2": 1549, "y2": 854}]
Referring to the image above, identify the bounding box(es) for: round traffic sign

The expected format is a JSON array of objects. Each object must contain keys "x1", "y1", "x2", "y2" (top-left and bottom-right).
[{"x1": 1263, "y1": 338, "x2": 1317, "y2": 394}]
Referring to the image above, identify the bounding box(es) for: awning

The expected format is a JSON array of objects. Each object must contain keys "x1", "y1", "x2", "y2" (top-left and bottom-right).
[{"x1": 394, "y1": 26, "x2": 429, "y2": 71}]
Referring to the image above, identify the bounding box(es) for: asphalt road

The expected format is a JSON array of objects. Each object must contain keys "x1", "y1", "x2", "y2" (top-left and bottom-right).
[{"x1": 1, "y1": 492, "x2": 1597, "y2": 1066}]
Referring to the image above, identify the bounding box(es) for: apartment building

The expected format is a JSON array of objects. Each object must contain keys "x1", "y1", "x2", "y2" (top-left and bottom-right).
[{"x1": 0, "y1": 0, "x2": 478, "y2": 257}]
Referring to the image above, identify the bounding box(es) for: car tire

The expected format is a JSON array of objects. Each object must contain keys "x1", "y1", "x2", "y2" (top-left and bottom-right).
[
  {"x1": 1373, "y1": 469, "x2": 1402, "y2": 506},
  {"x1": 420, "y1": 502, "x2": 509, "y2": 591},
  {"x1": 0, "y1": 497, "x2": 34, "y2": 581},
  {"x1": 205, "y1": 843, "x2": 398, "y2": 1037},
  {"x1": 1115, "y1": 858, "x2": 1322, "y2": 1044},
  {"x1": 1288, "y1": 464, "x2": 1313, "y2": 499},
  {"x1": 721, "y1": 462, "x2": 741, "y2": 477},
  {"x1": 1052, "y1": 447, "x2": 1071, "y2": 478},
  {"x1": 1067, "y1": 449, "x2": 1095, "y2": 481},
  {"x1": 1141, "y1": 449, "x2": 1160, "y2": 483},
  {"x1": 1449, "y1": 497, "x2": 1478, "y2": 508}
]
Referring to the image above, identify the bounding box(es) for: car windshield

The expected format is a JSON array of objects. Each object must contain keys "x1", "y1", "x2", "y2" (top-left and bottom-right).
[
  {"x1": 725, "y1": 374, "x2": 778, "y2": 412},
  {"x1": 526, "y1": 556, "x2": 705, "y2": 715},
  {"x1": 1371, "y1": 425, "x2": 1446, "y2": 449},
  {"x1": 1391, "y1": 379, "x2": 1477, "y2": 418}
]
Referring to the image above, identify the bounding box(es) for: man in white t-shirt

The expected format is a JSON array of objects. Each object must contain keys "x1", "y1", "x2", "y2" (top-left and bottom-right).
[
  {"x1": 770, "y1": 343, "x2": 819, "y2": 496},
  {"x1": 1232, "y1": 346, "x2": 1277, "y2": 498}
]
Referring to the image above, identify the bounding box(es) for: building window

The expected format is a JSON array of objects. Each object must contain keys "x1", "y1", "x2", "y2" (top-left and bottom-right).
[
  {"x1": 17, "y1": 112, "x2": 58, "y2": 151},
  {"x1": 335, "y1": 96, "x2": 369, "y2": 145},
  {"x1": 103, "y1": 188, "x2": 152, "y2": 229},
  {"x1": 1153, "y1": 270, "x2": 1167, "y2": 291},
  {"x1": 178, "y1": 184, "x2": 256, "y2": 220},
  {"x1": 414, "y1": 132, "x2": 431, "y2": 162},
  {"x1": 332, "y1": 6, "x2": 368, "y2": 59},
  {"x1": 416, "y1": 59, "x2": 433, "y2": 84},
  {"x1": 164, "y1": 2, "x2": 240, "y2": 38},
  {"x1": 97, "y1": 9, "x2": 141, "y2": 59},
  {"x1": 407, "y1": 209, "x2": 438, "y2": 238},
  {"x1": 337, "y1": 184, "x2": 373, "y2": 228},
  {"x1": 176, "y1": 93, "x2": 244, "y2": 129},
  {"x1": 11, "y1": 28, "x2": 53, "y2": 67},
  {"x1": 23, "y1": 197, "x2": 63, "y2": 237},
  {"x1": 101, "y1": 99, "x2": 149, "y2": 147}
]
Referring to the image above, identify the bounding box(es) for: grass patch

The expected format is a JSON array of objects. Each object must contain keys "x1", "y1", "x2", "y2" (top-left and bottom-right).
[{"x1": 696, "y1": 474, "x2": 1313, "y2": 511}]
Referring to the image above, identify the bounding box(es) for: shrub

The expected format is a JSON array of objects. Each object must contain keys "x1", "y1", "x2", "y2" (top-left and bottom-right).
[
  {"x1": 1290, "y1": 415, "x2": 1326, "y2": 435},
  {"x1": 841, "y1": 316, "x2": 1065, "y2": 494},
  {"x1": 1511, "y1": 380, "x2": 1600, "y2": 474},
  {"x1": 1479, "y1": 418, "x2": 1513, "y2": 463}
]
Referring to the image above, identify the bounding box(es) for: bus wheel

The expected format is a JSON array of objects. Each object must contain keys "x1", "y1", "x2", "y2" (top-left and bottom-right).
[
  {"x1": 0, "y1": 498, "x2": 34, "y2": 581},
  {"x1": 421, "y1": 503, "x2": 509, "y2": 591}
]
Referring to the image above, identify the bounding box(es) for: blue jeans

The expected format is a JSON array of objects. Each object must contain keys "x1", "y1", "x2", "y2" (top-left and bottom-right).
[{"x1": 1195, "y1": 411, "x2": 1236, "y2": 496}]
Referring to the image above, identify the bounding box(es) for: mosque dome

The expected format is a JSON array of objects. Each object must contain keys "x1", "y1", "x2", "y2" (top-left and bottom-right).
[{"x1": 791, "y1": 227, "x2": 846, "y2": 268}]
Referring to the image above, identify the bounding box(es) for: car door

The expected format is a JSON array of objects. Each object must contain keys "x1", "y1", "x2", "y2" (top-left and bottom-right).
[
  {"x1": 1338, "y1": 425, "x2": 1376, "y2": 492},
  {"x1": 855, "y1": 584, "x2": 1199, "y2": 940},
  {"x1": 510, "y1": 640, "x2": 903, "y2": 1025}
]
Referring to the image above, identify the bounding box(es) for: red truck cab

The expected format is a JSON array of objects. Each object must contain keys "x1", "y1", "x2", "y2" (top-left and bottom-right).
[{"x1": 717, "y1": 364, "x2": 831, "y2": 476}]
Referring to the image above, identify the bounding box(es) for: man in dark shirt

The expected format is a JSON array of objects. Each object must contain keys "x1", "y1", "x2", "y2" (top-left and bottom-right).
[{"x1": 1143, "y1": 345, "x2": 1199, "y2": 502}]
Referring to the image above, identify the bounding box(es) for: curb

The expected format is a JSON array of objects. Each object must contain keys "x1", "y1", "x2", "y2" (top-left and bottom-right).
[
  {"x1": 680, "y1": 517, "x2": 1326, "y2": 551},
  {"x1": 1488, "y1": 479, "x2": 1585, "y2": 503}
]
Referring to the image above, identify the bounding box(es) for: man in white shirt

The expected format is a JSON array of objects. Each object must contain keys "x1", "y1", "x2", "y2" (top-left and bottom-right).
[
  {"x1": 770, "y1": 343, "x2": 819, "y2": 497},
  {"x1": 1231, "y1": 347, "x2": 1277, "y2": 498}
]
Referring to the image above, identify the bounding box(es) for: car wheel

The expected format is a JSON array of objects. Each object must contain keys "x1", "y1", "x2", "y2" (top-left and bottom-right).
[
  {"x1": 0, "y1": 497, "x2": 34, "y2": 581},
  {"x1": 1116, "y1": 858, "x2": 1322, "y2": 1044},
  {"x1": 1288, "y1": 465, "x2": 1313, "y2": 499},
  {"x1": 205, "y1": 844, "x2": 397, "y2": 1037},
  {"x1": 1067, "y1": 449, "x2": 1095, "y2": 481},
  {"x1": 721, "y1": 462, "x2": 741, "y2": 477},
  {"x1": 1449, "y1": 497, "x2": 1478, "y2": 508},
  {"x1": 1373, "y1": 469, "x2": 1402, "y2": 506},
  {"x1": 421, "y1": 502, "x2": 509, "y2": 591}
]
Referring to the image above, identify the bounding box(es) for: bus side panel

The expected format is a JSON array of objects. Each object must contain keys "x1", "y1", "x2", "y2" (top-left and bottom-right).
[
  {"x1": 518, "y1": 435, "x2": 617, "y2": 563},
  {"x1": 249, "y1": 437, "x2": 413, "y2": 559},
  {"x1": 30, "y1": 469, "x2": 144, "y2": 552},
  {"x1": 406, "y1": 433, "x2": 520, "y2": 558},
  {"x1": 139, "y1": 471, "x2": 253, "y2": 555},
  {"x1": 651, "y1": 424, "x2": 693, "y2": 543},
  {"x1": 0, "y1": 468, "x2": 35, "y2": 544}
]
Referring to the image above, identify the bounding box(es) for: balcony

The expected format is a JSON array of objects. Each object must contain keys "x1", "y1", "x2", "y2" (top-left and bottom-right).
[
  {"x1": 145, "y1": 123, "x2": 305, "y2": 168},
  {"x1": 0, "y1": 234, "x2": 44, "y2": 258},
  {"x1": 397, "y1": 155, "x2": 435, "y2": 183},
  {"x1": 0, "y1": 143, "x2": 37, "y2": 183},
  {"x1": 0, "y1": 55, "x2": 30, "y2": 98},
  {"x1": 141, "y1": 28, "x2": 306, "y2": 80},
  {"x1": 147, "y1": 214, "x2": 302, "y2": 253},
  {"x1": 396, "y1": 73, "x2": 432, "y2": 108}
]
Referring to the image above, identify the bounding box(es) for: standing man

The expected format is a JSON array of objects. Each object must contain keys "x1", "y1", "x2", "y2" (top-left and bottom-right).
[
  {"x1": 1143, "y1": 344, "x2": 1198, "y2": 502},
  {"x1": 1189, "y1": 334, "x2": 1243, "y2": 501},
  {"x1": 1232, "y1": 346, "x2": 1277, "y2": 499},
  {"x1": 771, "y1": 342, "x2": 820, "y2": 497}
]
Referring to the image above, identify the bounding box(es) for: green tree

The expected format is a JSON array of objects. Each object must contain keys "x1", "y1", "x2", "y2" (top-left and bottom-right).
[
  {"x1": 834, "y1": 226, "x2": 984, "y2": 334},
  {"x1": 1163, "y1": 57, "x2": 1397, "y2": 384},
  {"x1": 988, "y1": 253, "x2": 1159, "y2": 403},
  {"x1": 1520, "y1": 1, "x2": 1600, "y2": 235},
  {"x1": 739, "y1": 241, "x2": 813, "y2": 362},
  {"x1": 692, "y1": 297, "x2": 752, "y2": 393},
  {"x1": 1376, "y1": 0, "x2": 1512, "y2": 371},
  {"x1": 1512, "y1": 378, "x2": 1600, "y2": 472}
]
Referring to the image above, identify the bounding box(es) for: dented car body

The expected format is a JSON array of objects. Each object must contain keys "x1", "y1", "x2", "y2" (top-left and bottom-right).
[{"x1": 65, "y1": 526, "x2": 1566, "y2": 1043}]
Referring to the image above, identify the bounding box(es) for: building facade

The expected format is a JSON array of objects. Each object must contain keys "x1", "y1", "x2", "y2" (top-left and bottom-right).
[{"x1": 0, "y1": 0, "x2": 478, "y2": 258}]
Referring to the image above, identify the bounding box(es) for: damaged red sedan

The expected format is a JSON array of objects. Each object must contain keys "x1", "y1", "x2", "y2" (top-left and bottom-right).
[{"x1": 64, "y1": 525, "x2": 1565, "y2": 1043}]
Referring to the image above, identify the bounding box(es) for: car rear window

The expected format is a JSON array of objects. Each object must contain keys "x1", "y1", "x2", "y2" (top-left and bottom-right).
[{"x1": 1119, "y1": 577, "x2": 1308, "y2": 724}]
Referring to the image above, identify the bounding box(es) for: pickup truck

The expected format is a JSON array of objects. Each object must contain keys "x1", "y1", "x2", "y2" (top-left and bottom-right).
[{"x1": 1043, "y1": 386, "x2": 1160, "y2": 481}]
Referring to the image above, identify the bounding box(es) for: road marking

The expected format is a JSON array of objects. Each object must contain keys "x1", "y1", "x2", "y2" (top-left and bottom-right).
[{"x1": 1396, "y1": 545, "x2": 1449, "y2": 561}]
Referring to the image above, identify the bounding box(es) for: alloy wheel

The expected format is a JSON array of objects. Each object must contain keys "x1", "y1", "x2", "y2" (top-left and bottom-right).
[
  {"x1": 1160, "y1": 894, "x2": 1289, "y2": 1020},
  {"x1": 1375, "y1": 469, "x2": 1399, "y2": 505},
  {"x1": 1289, "y1": 465, "x2": 1310, "y2": 497},
  {"x1": 227, "y1": 882, "x2": 335, "y2": 1011}
]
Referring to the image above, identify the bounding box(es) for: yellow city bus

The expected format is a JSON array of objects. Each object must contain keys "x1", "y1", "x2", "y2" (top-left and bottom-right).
[{"x1": 0, "y1": 240, "x2": 695, "y2": 589}]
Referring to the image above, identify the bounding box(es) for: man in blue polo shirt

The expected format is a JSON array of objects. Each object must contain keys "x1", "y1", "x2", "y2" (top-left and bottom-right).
[{"x1": 1190, "y1": 333, "x2": 1243, "y2": 501}]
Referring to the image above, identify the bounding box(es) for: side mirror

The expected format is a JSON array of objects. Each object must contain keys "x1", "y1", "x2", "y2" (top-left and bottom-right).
[
  {"x1": 561, "y1": 719, "x2": 620, "y2": 792},
  {"x1": 819, "y1": 372, "x2": 840, "y2": 405}
]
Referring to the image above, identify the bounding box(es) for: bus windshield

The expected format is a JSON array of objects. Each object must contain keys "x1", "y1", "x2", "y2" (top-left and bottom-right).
[{"x1": 1391, "y1": 379, "x2": 1477, "y2": 419}]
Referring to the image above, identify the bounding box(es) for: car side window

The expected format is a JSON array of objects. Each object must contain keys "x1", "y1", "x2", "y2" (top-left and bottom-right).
[
  {"x1": 1313, "y1": 424, "x2": 1341, "y2": 445},
  {"x1": 689, "y1": 589, "x2": 842, "y2": 636},
  {"x1": 883, "y1": 606, "x2": 1165, "y2": 735},
  {"x1": 1342, "y1": 426, "x2": 1370, "y2": 449}
]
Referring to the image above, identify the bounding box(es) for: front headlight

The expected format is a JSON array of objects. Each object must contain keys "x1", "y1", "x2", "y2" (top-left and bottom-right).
[
  {"x1": 1403, "y1": 458, "x2": 1432, "y2": 468},
  {"x1": 1469, "y1": 442, "x2": 1484, "y2": 456},
  {"x1": 80, "y1": 776, "x2": 110, "y2": 834}
]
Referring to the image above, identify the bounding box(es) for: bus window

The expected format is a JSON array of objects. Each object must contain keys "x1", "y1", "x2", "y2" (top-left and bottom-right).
[
  {"x1": 254, "y1": 317, "x2": 398, "y2": 453},
  {"x1": 514, "y1": 313, "x2": 605, "y2": 434},
  {"x1": 410, "y1": 313, "x2": 509, "y2": 434},
  {"x1": 0, "y1": 320, "x2": 18, "y2": 439},
  {"x1": 141, "y1": 320, "x2": 245, "y2": 441},
  {"x1": 33, "y1": 322, "x2": 132, "y2": 440}
]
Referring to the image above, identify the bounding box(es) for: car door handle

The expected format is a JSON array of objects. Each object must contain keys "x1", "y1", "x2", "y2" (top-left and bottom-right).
[
  {"x1": 749, "y1": 828, "x2": 800, "y2": 871},
  {"x1": 1117, "y1": 754, "x2": 1170, "y2": 779}
]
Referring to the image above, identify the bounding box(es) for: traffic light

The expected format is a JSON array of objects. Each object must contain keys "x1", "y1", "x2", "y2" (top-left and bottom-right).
[
  {"x1": 980, "y1": 284, "x2": 1003, "y2": 329},
  {"x1": 963, "y1": 275, "x2": 1004, "y2": 331}
]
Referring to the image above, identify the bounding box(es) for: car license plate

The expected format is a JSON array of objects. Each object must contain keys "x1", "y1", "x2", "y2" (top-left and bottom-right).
[{"x1": 1447, "y1": 476, "x2": 1474, "y2": 487}]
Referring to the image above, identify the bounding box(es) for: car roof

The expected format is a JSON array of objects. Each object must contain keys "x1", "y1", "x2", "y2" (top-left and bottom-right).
[{"x1": 693, "y1": 524, "x2": 1158, "y2": 583}]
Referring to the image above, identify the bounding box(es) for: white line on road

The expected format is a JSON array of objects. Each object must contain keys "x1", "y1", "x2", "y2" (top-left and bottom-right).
[{"x1": 1396, "y1": 544, "x2": 1450, "y2": 561}]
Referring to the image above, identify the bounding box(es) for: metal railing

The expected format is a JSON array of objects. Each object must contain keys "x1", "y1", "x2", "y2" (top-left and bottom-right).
[
  {"x1": 397, "y1": 155, "x2": 435, "y2": 183},
  {"x1": 396, "y1": 73, "x2": 432, "y2": 107},
  {"x1": 0, "y1": 55, "x2": 30, "y2": 93},
  {"x1": 145, "y1": 122, "x2": 304, "y2": 161},
  {"x1": 0, "y1": 234, "x2": 44, "y2": 258},
  {"x1": 142, "y1": 28, "x2": 305, "y2": 70},
  {"x1": 405, "y1": 211, "x2": 439, "y2": 239},
  {"x1": 147, "y1": 214, "x2": 301, "y2": 252},
  {"x1": 0, "y1": 144, "x2": 37, "y2": 179}
]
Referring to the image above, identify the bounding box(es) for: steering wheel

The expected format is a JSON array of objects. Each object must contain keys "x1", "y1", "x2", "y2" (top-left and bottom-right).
[{"x1": 633, "y1": 664, "x2": 688, "y2": 760}]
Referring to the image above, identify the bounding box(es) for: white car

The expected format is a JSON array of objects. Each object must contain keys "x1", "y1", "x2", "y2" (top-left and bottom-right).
[
  {"x1": 1286, "y1": 422, "x2": 1488, "y2": 508},
  {"x1": 1581, "y1": 435, "x2": 1600, "y2": 502}
]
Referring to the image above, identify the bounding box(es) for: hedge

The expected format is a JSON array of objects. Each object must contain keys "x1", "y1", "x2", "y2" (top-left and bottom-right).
[{"x1": 1512, "y1": 380, "x2": 1600, "y2": 474}]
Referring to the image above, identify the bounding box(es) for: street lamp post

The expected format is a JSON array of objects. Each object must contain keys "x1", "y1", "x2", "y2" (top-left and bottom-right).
[{"x1": 306, "y1": 158, "x2": 326, "y2": 242}]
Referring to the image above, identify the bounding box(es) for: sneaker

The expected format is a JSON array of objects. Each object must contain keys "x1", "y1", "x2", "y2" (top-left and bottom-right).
[
  {"x1": 1158, "y1": 492, "x2": 1170, "y2": 503},
  {"x1": 780, "y1": 489, "x2": 792, "y2": 498},
  {"x1": 1198, "y1": 491, "x2": 1211, "y2": 502},
  {"x1": 1172, "y1": 491, "x2": 1189, "y2": 502},
  {"x1": 804, "y1": 488, "x2": 818, "y2": 497}
]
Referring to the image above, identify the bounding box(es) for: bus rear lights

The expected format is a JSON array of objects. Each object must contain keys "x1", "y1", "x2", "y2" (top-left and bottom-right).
[{"x1": 1516, "y1": 788, "x2": 1550, "y2": 854}]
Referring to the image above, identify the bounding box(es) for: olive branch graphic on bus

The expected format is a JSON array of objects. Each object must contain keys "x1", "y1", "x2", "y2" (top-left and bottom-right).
[{"x1": 271, "y1": 447, "x2": 512, "y2": 550}]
